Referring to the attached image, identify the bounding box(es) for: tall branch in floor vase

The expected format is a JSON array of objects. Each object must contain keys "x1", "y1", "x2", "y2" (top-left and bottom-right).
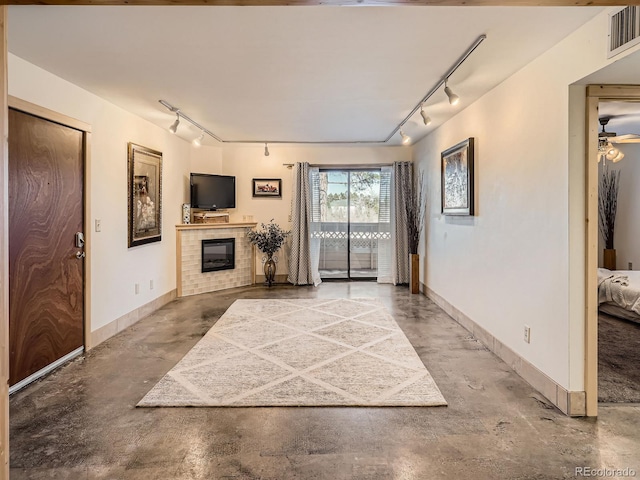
[
  {"x1": 598, "y1": 165, "x2": 620, "y2": 251},
  {"x1": 404, "y1": 171, "x2": 426, "y2": 255}
]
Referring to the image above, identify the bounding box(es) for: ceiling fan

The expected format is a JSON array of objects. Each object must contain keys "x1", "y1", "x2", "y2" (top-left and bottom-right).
[
  {"x1": 599, "y1": 116, "x2": 640, "y2": 144},
  {"x1": 598, "y1": 116, "x2": 640, "y2": 163}
]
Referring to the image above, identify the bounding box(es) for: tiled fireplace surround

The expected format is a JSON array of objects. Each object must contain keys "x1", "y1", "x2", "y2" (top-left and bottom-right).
[{"x1": 176, "y1": 223, "x2": 256, "y2": 297}]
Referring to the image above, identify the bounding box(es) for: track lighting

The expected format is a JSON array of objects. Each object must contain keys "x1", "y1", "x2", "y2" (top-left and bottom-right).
[
  {"x1": 392, "y1": 36, "x2": 484, "y2": 143},
  {"x1": 161, "y1": 35, "x2": 485, "y2": 147},
  {"x1": 444, "y1": 81, "x2": 460, "y2": 106},
  {"x1": 193, "y1": 132, "x2": 204, "y2": 148},
  {"x1": 169, "y1": 113, "x2": 180, "y2": 134},
  {"x1": 160, "y1": 100, "x2": 222, "y2": 143},
  {"x1": 420, "y1": 105, "x2": 431, "y2": 126}
]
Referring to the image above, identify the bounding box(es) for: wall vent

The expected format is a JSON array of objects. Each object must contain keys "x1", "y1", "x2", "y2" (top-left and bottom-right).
[{"x1": 608, "y1": 6, "x2": 640, "y2": 58}]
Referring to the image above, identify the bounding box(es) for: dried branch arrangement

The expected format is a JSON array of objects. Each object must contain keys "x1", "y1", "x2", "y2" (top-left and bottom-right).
[
  {"x1": 599, "y1": 166, "x2": 620, "y2": 250},
  {"x1": 404, "y1": 171, "x2": 426, "y2": 255}
]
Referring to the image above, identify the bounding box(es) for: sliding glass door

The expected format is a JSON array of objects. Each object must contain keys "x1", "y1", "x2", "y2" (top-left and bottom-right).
[{"x1": 317, "y1": 169, "x2": 390, "y2": 280}]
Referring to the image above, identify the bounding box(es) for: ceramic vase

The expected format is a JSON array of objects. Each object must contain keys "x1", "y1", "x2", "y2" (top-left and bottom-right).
[{"x1": 264, "y1": 254, "x2": 277, "y2": 287}]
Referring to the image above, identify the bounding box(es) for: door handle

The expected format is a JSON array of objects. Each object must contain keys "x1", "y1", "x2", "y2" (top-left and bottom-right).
[
  {"x1": 75, "y1": 232, "x2": 85, "y2": 248},
  {"x1": 75, "y1": 251, "x2": 85, "y2": 259}
]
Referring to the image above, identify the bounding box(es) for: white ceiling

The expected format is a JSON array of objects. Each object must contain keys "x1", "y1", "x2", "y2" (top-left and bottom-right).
[{"x1": 8, "y1": 6, "x2": 603, "y2": 146}]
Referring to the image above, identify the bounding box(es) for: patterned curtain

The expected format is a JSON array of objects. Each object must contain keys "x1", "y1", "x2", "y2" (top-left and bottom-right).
[
  {"x1": 377, "y1": 166, "x2": 393, "y2": 284},
  {"x1": 392, "y1": 161, "x2": 412, "y2": 285},
  {"x1": 288, "y1": 162, "x2": 321, "y2": 286}
]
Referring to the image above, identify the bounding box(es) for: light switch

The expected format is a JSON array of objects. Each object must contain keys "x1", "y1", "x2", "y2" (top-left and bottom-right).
[{"x1": 95, "y1": 219, "x2": 102, "y2": 232}]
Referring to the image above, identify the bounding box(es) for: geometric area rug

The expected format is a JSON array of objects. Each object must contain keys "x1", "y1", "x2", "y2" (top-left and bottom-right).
[{"x1": 138, "y1": 298, "x2": 447, "y2": 407}]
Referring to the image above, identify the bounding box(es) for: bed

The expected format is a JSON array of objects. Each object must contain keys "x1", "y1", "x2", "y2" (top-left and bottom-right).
[{"x1": 598, "y1": 268, "x2": 640, "y2": 323}]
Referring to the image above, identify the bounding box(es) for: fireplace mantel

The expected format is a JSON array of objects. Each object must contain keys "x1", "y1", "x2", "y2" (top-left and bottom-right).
[
  {"x1": 176, "y1": 222, "x2": 257, "y2": 231},
  {"x1": 176, "y1": 223, "x2": 257, "y2": 297}
]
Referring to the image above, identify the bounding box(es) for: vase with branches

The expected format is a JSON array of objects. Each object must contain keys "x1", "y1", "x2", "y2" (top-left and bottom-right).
[
  {"x1": 246, "y1": 219, "x2": 290, "y2": 287},
  {"x1": 599, "y1": 165, "x2": 620, "y2": 270},
  {"x1": 402, "y1": 171, "x2": 426, "y2": 293}
]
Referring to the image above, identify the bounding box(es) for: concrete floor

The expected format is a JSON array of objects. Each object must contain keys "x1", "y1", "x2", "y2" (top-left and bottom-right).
[{"x1": 9, "y1": 283, "x2": 640, "y2": 479}]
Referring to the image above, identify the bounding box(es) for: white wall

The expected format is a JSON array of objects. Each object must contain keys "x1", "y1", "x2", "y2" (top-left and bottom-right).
[
  {"x1": 412, "y1": 10, "x2": 640, "y2": 392},
  {"x1": 599, "y1": 144, "x2": 640, "y2": 270},
  {"x1": 8, "y1": 54, "x2": 191, "y2": 332}
]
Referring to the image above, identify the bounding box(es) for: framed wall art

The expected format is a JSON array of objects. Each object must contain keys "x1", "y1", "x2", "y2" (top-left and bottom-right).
[
  {"x1": 252, "y1": 178, "x2": 282, "y2": 198},
  {"x1": 441, "y1": 137, "x2": 474, "y2": 216},
  {"x1": 128, "y1": 142, "x2": 162, "y2": 247}
]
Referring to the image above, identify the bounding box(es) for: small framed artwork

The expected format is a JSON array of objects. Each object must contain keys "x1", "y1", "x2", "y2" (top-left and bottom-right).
[
  {"x1": 128, "y1": 142, "x2": 162, "y2": 247},
  {"x1": 441, "y1": 137, "x2": 474, "y2": 216},
  {"x1": 252, "y1": 178, "x2": 282, "y2": 198}
]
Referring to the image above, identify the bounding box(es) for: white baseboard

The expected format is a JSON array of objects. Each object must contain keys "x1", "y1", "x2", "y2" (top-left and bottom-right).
[
  {"x1": 422, "y1": 283, "x2": 585, "y2": 417},
  {"x1": 89, "y1": 289, "x2": 177, "y2": 349}
]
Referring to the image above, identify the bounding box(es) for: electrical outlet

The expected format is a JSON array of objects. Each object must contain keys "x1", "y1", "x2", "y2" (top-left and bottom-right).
[
  {"x1": 629, "y1": 262, "x2": 633, "y2": 270},
  {"x1": 150, "y1": 279, "x2": 154, "y2": 290},
  {"x1": 135, "y1": 283, "x2": 140, "y2": 295},
  {"x1": 524, "y1": 325, "x2": 531, "y2": 344},
  {"x1": 95, "y1": 219, "x2": 101, "y2": 232},
  {"x1": 288, "y1": 214, "x2": 292, "y2": 222}
]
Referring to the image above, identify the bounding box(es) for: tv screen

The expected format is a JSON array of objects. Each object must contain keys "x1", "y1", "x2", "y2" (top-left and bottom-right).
[{"x1": 190, "y1": 173, "x2": 236, "y2": 210}]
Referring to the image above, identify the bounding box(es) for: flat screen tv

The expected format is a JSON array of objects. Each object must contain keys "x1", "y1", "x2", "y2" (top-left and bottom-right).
[{"x1": 190, "y1": 173, "x2": 236, "y2": 210}]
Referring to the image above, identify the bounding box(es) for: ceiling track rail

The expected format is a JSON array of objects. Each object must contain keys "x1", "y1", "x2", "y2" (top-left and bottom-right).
[{"x1": 159, "y1": 34, "x2": 486, "y2": 146}]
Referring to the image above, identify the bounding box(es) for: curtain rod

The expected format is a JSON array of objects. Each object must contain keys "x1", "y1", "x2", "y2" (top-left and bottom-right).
[{"x1": 283, "y1": 163, "x2": 394, "y2": 169}]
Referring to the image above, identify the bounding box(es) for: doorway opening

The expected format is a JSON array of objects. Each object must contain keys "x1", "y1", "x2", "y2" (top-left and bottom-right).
[
  {"x1": 585, "y1": 86, "x2": 640, "y2": 416},
  {"x1": 594, "y1": 99, "x2": 640, "y2": 406}
]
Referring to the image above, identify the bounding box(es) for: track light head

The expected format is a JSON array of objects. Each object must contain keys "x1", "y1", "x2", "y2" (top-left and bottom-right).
[
  {"x1": 444, "y1": 82, "x2": 460, "y2": 106},
  {"x1": 420, "y1": 106, "x2": 431, "y2": 126},
  {"x1": 264, "y1": 143, "x2": 270, "y2": 157},
  {"x1": 399, "y1": 130, "x2": 411, "y2": 145},
  {"x1": 193, "y1": 132, "x2": 204, "y2": 148},
  {"x1": 169, "y1": 113, "x2": 180, "y2": 134}
]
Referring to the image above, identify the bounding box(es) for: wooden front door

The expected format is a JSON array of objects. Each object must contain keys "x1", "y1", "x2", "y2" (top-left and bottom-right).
[{"x1": 8, "y1": 108, "x2": 84, "y2": 387}]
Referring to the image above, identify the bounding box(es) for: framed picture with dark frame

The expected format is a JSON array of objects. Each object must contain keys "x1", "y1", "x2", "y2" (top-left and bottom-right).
[
  {"x1": 128, "y1": 142, "x2": 163, "y2": 247},
  {"x1": 252, "y1": 178, "x2": 282, "y2": 198},
  {"x1": 441, "y1": 137, "x2": 474, "y2": 216}
]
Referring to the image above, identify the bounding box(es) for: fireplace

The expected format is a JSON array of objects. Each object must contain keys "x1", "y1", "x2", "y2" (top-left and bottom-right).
[{"x1": 202, "y1": 238, "x2": 235, "y2": 273}]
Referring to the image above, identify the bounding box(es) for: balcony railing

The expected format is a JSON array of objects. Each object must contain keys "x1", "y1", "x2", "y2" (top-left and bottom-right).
[{"x1": 313, "y1": 222, "x2": 390, "y2": 278}]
